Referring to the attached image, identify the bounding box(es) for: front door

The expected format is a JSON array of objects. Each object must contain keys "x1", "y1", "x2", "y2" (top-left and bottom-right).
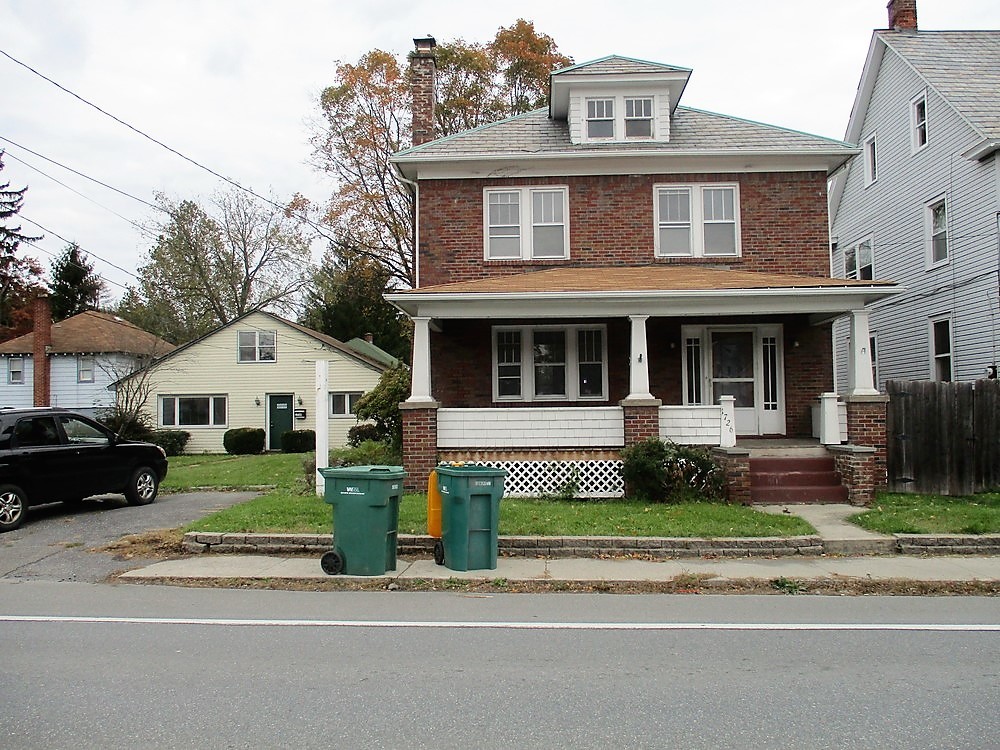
[
  {"x1": 683, "y1": 325, "x2": 785, "y2": 436},
  {"x1": 267, "y1": 395, "x2": 294, "y2": 451}
]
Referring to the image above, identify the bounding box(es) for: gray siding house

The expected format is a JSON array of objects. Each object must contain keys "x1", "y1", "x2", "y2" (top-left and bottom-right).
[{"x1": 830, "y1": 0, "x2": 1000, "y2": 390}]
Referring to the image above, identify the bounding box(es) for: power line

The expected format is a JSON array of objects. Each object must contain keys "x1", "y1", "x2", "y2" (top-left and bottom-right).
[
  {"x1": 19, "y1": 215, "x2": 141, "y2": 283},
  {"x1": 21, "y1": 238, "x2": 130, "y2": 293}
]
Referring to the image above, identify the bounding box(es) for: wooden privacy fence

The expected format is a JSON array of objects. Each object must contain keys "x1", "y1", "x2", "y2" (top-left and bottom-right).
[{"x1": 886, "y1": 379, "x2": 1000, "y2": 495}]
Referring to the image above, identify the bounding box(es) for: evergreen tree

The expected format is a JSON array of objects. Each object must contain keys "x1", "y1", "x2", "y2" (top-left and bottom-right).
[
  {"x1": 0, "y1": 150, "x2": 44, "y2": 340},
  {"x1": 49, "y1": 242, "x2": 106, "y2": 321}
]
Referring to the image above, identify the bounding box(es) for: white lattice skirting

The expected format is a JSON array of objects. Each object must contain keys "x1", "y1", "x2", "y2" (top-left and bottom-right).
[{"x1": 471, "y1": 459, "x2": 624, "y2": 498}]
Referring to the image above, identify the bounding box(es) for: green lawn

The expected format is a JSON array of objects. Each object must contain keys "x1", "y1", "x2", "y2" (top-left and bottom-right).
[
  {"x1": 172, "y1": 451, "x2": 815, "y2": 538},
  {"x1": 850, "y1": 493, "x2": 1000, "y2": 534}
]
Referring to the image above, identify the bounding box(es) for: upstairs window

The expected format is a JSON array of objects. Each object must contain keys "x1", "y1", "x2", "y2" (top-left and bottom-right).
[
  {"x1": 586, "y1": 98, "x2": 615, "y2": 139},
  {"x1": 863, "y1": 134, "x2": 877, "y2": 186},
  {"x1": 485, "y1": 187, "x2": 569, "y2": 260},
  {"x1": 926, "y1": 196, "x2": 948, "y2": 267},
  {"x1": 8, "y1": 357, "x2": 23, "y2": 385},
  {"x1": 655, "y1": 184, "x2": 740, "y2": 257},
  {"x1": 238, "y1": 330, "x2": 276, "y2": 362},
  {"x1": 77, "y1": 355, "x2": 95, "y2": 383},
  {"x1": 624, "y1": 97, "x2": 653, "y2": 138},
  {"x1": 845, "y1": 238, "x2": 874, "y2": 280},
  {"x1": 911, "y1": 93, "x2": 928, "y2": 152}
]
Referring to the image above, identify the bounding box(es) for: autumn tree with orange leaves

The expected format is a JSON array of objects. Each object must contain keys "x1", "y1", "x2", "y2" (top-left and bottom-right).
[{"x1": 310, "y1": 20, "x2": 570, "y2": 288}]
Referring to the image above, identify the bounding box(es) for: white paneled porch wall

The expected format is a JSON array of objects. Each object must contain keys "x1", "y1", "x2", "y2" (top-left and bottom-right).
[
  {"x1": 658, "y1": 405, "x2": 724, "y2": 445},
  {"x1": 437, "y1": 407, "x2": 625, "y2": 448}
]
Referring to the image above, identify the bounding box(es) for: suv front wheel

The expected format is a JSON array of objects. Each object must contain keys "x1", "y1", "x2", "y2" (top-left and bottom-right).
[
  {"x1": 0, "y1": 484, "x2": 27, "y2": 532},
  {"x1": 125, "y1": 467, "x2": 159, "y2": 506}
]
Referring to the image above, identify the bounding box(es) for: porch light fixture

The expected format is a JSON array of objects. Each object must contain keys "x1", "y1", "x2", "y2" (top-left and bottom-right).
[
  {"x1": 255, "y1": 397, "x2": 261, "y2": 406},
  {"x1": 297, "y1": 395, "x2": 303, "y2": 405}
]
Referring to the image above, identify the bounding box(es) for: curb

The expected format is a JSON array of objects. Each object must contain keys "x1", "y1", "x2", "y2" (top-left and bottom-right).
[{"x1": 181, "y1": 532, "x2": 1000, "y2": 558}]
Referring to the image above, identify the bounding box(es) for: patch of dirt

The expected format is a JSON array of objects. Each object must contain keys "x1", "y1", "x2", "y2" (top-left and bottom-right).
[{"x1": 94, "y1": 529, "x2": 185, "y2": 558}]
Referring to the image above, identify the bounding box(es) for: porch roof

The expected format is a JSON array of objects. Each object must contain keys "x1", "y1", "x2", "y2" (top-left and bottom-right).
[{"x1": 387, "y1": 266, "x2": 900, "y2": 322}]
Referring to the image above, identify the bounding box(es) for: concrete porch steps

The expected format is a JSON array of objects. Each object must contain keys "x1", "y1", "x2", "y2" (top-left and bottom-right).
[{"x1": 749, "y1": 456, "x2": 849, "y2": 504}]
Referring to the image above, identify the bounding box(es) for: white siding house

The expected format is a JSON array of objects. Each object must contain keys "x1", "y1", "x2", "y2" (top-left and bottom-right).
[
  {"x1": 830, "y1": 17, "x2": 1000, "y2": 389},
  {"x1": 134, "y1": 311, "x2": 391, "y2": 453}
]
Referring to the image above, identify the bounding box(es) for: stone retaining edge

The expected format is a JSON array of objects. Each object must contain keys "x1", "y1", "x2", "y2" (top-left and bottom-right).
[{"x1": 180, "y1": 532, "x2": 1000, "y2": 558}]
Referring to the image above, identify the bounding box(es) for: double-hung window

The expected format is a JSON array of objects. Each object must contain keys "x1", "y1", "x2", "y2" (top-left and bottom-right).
[
  {"x1": 930, "y1": 317, "x2": 952, "y2": 382},
  {"x1": 926, "y1": 196, "x2": 949, "y2": 266},
  {"x1": 911, "y1": 93, "x2": 928, "y2": 152},
  {"x1": 624, "y1": 97, "x2": 653, "y2": 138},
  {"x1": 238, "y1": 330, "x2": 276, "y2": 362},
  {"x1": 8, "y1": 357, "x2": 23, "y2": 385},
  {"x1": 77, "y1": 355, "x2": 95, "y2": 383},
  {"x1": 493, "y1": 325, "x2": 607, "y2": 402},
  {"x1": 586, "y1": 98, "x2": 614, "y2": 139},
  {"x1": 655, "y1": 183, "x2": 740, "y2": 257},
  {"x1": 485, "y1": 187, "x2": 569, "y2": 260},
  {"x1": 160, "y1": 395, "x2": 228, "y2": 427},
  {"x1": 845, "y1": 238, "x2": 874, "y2": 280},
  {"x1": 330, "y1": 392, "x2": 363, "y2": 417}
]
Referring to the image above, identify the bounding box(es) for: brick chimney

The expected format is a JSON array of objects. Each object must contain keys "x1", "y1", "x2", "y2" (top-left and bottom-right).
[
  {"x1": 887, "y1": 0, "x2": 918, "y2": 30},
  {"x1": 410, "y1": 36, "x2": 437, "y2": 146},
  {"x1": 32, "y1": 294, "x2": 52, "y2": 407}
]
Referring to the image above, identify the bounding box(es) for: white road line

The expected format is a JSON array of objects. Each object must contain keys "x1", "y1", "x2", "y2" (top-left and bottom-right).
[{"x1": 1, "y1": 615, "x2": 998, "y2": 631}]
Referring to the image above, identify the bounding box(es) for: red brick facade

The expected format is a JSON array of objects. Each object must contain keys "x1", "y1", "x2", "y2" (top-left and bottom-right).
[
  {"x1": 417, "y1": 171, "x2": 831, "y2": 288},
  {"x1": 401, "y1": 405, "x2": 438, "y2": 490},
  {"x1": 622, "y1": 402, "x2": 662, "y2": 445},
  {"x1": 830, "y1": 445, "x2": 878, "y2": 506},
  {"x1": 845, "y1": 396, "x2": 889, "y2": 491}
]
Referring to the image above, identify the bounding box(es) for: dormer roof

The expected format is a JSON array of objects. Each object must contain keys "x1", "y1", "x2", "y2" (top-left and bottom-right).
[{"x1": 549, "y1": 54, "x2": 692, "y2": 119}]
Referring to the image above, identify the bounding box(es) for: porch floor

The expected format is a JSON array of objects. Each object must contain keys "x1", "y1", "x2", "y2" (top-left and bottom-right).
[{"x1": 736, "y1": 438, "x2": 829, "y2": 458}]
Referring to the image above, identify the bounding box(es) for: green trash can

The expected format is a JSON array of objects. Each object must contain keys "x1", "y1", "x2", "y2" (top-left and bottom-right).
[
  {"x1": 435, "y1": 464, "x2": 506, "y2": 572},
  {"x1": 318, "y1": 465, "x2": 405, "y2": 576}
]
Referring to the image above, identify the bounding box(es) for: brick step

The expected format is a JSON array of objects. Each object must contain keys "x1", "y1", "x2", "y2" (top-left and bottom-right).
[
  {"x1": 750, "y1": 456, "x2": 836, "y2": 473},
  {"x1": 749, "y1": 470, "x2": 842, "y2": 487},
  {"x1": 750, "y1": 485, "x2": 850, "y2": 504}
]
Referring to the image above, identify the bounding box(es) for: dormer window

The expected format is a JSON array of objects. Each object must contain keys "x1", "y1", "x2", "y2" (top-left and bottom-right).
[
  {"x1": 586, "y1": 99, "x2": 614, "y2": 139},
  {"x1": 625, "y1": 97, "x2": 653, "y2": 138}
]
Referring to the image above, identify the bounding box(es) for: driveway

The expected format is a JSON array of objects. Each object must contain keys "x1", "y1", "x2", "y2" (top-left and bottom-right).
[{"x1": 0, "y1": 490, "x2": 256, "y2": 583}]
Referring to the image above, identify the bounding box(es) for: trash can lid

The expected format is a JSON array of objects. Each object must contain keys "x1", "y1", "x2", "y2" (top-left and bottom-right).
[{"x1": 318, "y1": 464, "x2": 406, "y2": 480}]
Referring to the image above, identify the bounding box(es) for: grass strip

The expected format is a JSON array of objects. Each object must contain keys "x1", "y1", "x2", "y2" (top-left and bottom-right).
[{"x1": 850, "y1": 492, "x2": 1000, "y2": 534}]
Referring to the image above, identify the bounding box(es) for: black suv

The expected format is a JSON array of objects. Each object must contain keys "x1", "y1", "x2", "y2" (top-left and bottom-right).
[{"x1": 0, "y1": 408, "x2": 168, "y2": 532}]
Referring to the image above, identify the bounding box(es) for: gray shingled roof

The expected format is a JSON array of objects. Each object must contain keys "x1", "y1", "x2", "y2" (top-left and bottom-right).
[
  {"x1": 395, "y1": 106, "x2": 854, "y2": 160},
  {"x1": 553, "y1": 55, "x2": 691, "y2": 76},
  {"x1": 880, "y1": 30, "x2": 1000, "y2": 139}
]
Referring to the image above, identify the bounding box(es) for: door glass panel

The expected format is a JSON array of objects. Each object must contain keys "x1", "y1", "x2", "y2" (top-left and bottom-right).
[
  {"x1": 712, "y1": 381, "x2": 754, "y2": 407},
  {"x1": 712, "y1": 332, "x2": 753, "y2": 378},
  {"x1": 533, "y1": 330, "x2": 566, "y2": 397}
]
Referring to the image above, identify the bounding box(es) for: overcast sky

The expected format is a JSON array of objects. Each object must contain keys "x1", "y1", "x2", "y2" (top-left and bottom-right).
[{"x1": 3, "y1": 0, "x2": 998, "y2": 301}]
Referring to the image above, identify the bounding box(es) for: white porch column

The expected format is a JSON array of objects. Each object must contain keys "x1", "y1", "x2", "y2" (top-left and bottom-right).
[
  {"x1": 719, "y1": 395, "x2": 737, "y2": 448},
  {"x1": 819, "y1": 392, "x2": 842, "y2": 445},
  {"x1": 314, "y1": 359, "x2": 329, "y2": 497},
  {"x1": 848, "y1": 309, "x2": 879, "y2": 396},
  {"x1": 627, "y1": 315, "x2": 654, "y2": 400},
  {"x1": 407, "y1": 316, "x2": 435, "y2": 403}
]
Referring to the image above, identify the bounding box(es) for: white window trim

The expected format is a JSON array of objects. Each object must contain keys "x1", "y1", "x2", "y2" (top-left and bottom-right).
[
  {"x1": 924, "y1": 194, "x2": 950, "y2": 270},
  {"x1": 585, "y1": 97, "x2": 615, "y2": 140},
  {"x1": 483, "y1": 186, "x2": 570, "y2": 261},
  {"x1": 329, "y1": 391, "x2": 363, "y2": 417},
  {"x1": 491, "y1": 324, "x2": 608, "y2": 403},
  {"x1": 653, "y1": 182, "x2": 741, "y2": 258},
  {"x1": 8, "y1": 356, "x2": 24, "y2": 385},
  {"x1": 910, "y1": 92, "x2": 928, "y2": 154},
  {"x1": 929, "y1": 316, "x2": 954, "y2": 382},
  {"x1": 237, "y1": 330, "x2": 277, "y2": 363},
  {"x1": 77, "y1": 355, "x2": 95, "y2": 383},
  {"x1": 159, "y1": 394, "x2": 228, "y2": 428},
  {"x1": 844, "y1": 236, "x2": 875, "y2": 280},
  {"x1": 581, "y1": 94, "x2": 658, "y2": 143},
  {"x1": 869, "y1": 333, "x2": 879, "y2": 389},
  {"x1": 863, "y1": 133, "x2": 878, "y2": 186}
]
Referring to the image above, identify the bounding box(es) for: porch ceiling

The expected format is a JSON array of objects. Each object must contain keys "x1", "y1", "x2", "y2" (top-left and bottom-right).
[{"x1": 387, "y1": 266, "x2": 900, "y2": 321}]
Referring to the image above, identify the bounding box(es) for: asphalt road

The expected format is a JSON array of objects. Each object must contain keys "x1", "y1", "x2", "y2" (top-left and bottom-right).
[
  {"x1": 0, "y1": 490, "x2": 257, "y2": 582},
  {"x1": 2, "y1": 582, "x2": 998, "y2": 749}
]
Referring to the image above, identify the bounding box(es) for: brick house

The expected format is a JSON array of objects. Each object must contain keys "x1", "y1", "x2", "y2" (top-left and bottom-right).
[{"x1": 387, "y1": 39, "x2": 900, "y2": 503}]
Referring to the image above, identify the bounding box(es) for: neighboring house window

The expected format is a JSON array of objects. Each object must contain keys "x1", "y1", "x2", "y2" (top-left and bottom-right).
[
  {"x1": 160, "y1": 395, "x2": 228, "y2": 427},
  {"x1": 586, "y1": 98, "x2": 614, "y2": 138},
  {"x1": 911, "y1": 93, "x2": 928, "y2": 151},
  {"x1": 926, "y1": 196, "x2": 949, "y2": 266},
  {"x1": 330, "y1": 392, "x2": 363, "y2": 416},
  {"x1": 870, "y1": 334, "x2": 879, "y2": 388},
  {"x1": 845, "y1": 238, "x2": 874, "y2": 280},
  {"x1": 484, "y1": 187, "x2": 569, "y2": 260},
  {"x1": 654, "y1": 184, "x2": 740, "y2": 257},
  {"x1": 8, "y1": 357, "x2": 23, "y2": 384},
  {"x1": 238, "y1": 330, "x2": 276, "y2": 362},
  {"x1": 930, "y1": 318, "x2": 952, "y2": 382},
  {"x1": 863, "y1": 134, "x2": 877, "y2": 186},
  {"x1": 492, "y1": 325, "x2": 606, "y2": 402},
  {"x1": 624, "y1": 97, "x2": 653, "y2": 138},
  {"x1": 77, "y1": 355, "x2": 95, "y2": 383}
]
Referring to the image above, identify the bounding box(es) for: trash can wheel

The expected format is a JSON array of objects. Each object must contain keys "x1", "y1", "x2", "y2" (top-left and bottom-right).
[
  {"x1": 321, "y1": 549, "x2": 345, "y2": 575},
  {"x1": 433, "y1": 539, "x2": 445, "y2": 566}
]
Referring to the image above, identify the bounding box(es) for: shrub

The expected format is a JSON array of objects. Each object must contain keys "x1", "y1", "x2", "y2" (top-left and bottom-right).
[
  {"x1": 223, "y1": 427, "x2": 265, "y2": 455},
  {"x1": 621, "y1": 438, "x2": 725, "y2": 503},
  {"x1": 281, "y1": 429, "x2": 316, "y2": 453},
  {"x1": 301, "y1": 440, "x2": 403, "y2": 493},
  {"x1": 147, "y1": 429, "x2": 190, "y2": 456},
  {"x1": 96, "y1": 406, "x2": 154, "y2": 441},
  {"x1": 348, "y1": 422, "x2": 382, "y2": 447},
  {"x1": 354, "y1": 364, "x2": 410, "y2": 448}
]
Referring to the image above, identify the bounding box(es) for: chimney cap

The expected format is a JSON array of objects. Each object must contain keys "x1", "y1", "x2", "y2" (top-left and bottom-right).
[{"x1": 413, "y1": 36, "x2": 436, "y2": 54}]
